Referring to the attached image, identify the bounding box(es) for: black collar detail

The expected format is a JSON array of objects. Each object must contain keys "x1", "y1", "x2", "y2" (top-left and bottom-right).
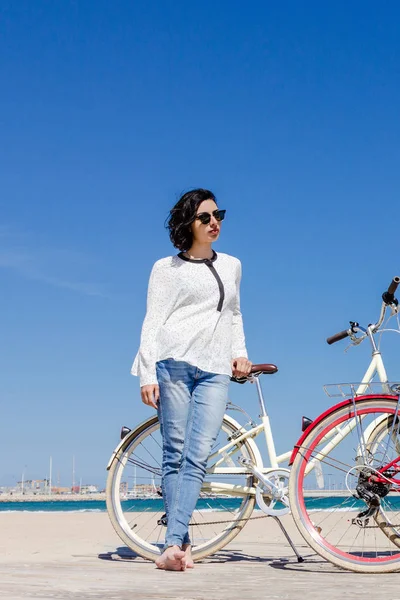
[
  {"x1": 178, "y1": 250, "x2": 224, "y2": 312},
  {"x1": 177, "y1": 250, "x2": 218, "y2": 264}
]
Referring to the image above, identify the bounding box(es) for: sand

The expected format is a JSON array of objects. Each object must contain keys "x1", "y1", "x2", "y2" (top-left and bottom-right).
[{"x1": 1, "y1": 512, "x2": 400, "y2": 599}]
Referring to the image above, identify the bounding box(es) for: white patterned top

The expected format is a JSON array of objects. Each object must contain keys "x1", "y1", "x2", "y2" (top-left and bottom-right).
[{"x1": 131, "y1": 251, "x2": 248, "y2": 386}]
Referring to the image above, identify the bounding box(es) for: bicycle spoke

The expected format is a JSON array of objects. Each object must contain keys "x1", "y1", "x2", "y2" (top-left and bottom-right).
[
  {"x1": 107, "y1": 414, "x2": 256, "y2": 560},
  {"x1": 290, "y1": 398, "x2": 400, "y2": 572}
]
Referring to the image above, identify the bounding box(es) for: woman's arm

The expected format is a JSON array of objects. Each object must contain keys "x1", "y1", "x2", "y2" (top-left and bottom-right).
[
  {"x1": 131, "y1": 260, "x2": 175, "y2": 387},
  {"x1": 231, "y1": 259, "x2": 248, "y2": 359},
  {"x1": 231, "y1": 259, "x2": 252, "y2": 378}
]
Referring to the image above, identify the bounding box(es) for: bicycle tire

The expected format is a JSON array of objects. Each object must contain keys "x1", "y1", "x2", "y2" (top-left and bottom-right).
[
  {"x1": 365, "y1": 414, "x2": 400, "y2": 547},
  {"x1": 289, "y1": 396, "x2": 400, "y2": 573},
  {"x1": 106, "y1": 413, "x2": 258, "y2": 561}
]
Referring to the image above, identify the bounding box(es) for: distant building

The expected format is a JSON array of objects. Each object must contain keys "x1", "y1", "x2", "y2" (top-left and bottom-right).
[
  {"x1": 16, "y1": 479, "x2": 49, "y2": 494},
  {"x1": 80, "y1": 484, "x2": 99, "y2": 494},
  {"x1": 51, "y1": 487, "x2": 71, "y2": 495}
]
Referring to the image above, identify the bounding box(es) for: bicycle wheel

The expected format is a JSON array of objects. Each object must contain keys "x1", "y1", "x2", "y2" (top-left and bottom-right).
[
  {"x1": 289, "y1": 396, "x2": 400, "y2": 573},
  {"x1": 106, "y1": 413, "x2": 257, "y2": 561},
  {"x1": 365, "y1": 413, "x2": 400, "y2": 546}
]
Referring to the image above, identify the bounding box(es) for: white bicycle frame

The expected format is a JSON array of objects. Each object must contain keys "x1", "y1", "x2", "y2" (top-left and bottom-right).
[{"x1": 205, "y1": 302, "x2": 398, "y2": 498}]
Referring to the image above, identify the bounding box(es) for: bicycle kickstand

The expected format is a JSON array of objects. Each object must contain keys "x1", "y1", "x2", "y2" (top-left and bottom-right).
[{"x1": 271, "y1": 516, "x2": 304, "y2": 563}]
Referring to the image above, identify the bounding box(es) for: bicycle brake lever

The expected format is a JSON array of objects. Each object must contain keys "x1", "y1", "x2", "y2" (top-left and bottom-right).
[
  {"x1": 391, "y1": 304, "x2": 400, "y2": 315},
  {"x1": 344, "y1": 334, "x2": 367, "y2": 353},
  {"x1": 351, "y1": 334, "x2": 366, "y2": 345}
]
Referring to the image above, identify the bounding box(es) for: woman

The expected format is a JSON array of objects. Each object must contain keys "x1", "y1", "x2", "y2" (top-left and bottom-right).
[{"x1": 131, "y1": 188, "x2": 252, "y2": 571}]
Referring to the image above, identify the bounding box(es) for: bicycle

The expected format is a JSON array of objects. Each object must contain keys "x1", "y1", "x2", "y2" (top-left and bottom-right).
[
  {"x1": 288, "y1": 276, "x2": 400, "y2": 572},
  {"x1": 106, "y1": 276, "x2": 400, "y2": 573},
  {"x1": 106, "y1": 359, "x2": 298, "y2": 563}
]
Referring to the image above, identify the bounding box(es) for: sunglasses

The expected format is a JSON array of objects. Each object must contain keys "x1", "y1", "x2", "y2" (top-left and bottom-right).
[{"x1": 195, "y1": 209, "x2": 226, "y2": 225}]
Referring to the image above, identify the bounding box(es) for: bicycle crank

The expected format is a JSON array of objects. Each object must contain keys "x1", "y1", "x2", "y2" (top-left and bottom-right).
[{"x1": 238, "y1": 458, "x2": 290, "y2": 516}]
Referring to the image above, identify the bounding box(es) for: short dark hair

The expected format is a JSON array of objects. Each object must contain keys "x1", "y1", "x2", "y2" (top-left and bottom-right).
[{"x1": 167, "y1": 188, "x2": 217, "y2": 251}]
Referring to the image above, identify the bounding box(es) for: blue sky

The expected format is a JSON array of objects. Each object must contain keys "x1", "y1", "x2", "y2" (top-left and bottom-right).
[{"x1": 1, "y1": 1, "x2": 400, "y2": 488}]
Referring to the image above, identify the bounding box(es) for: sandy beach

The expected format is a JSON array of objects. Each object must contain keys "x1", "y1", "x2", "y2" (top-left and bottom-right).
[{"x1": 2, "y1": 512, "x2": 400, "y2": 599}]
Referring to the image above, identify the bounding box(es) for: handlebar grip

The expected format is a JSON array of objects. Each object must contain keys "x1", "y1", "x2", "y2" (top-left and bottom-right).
[
  {"x1": 387, "y1": 277, "x2": 400, "y2": 295},
  {"x1": 382, "y1": 276, "x2": 400, "y2": 305},
  {"x1": 326, "y1": 329, "x2": 350, "y2": 345}
]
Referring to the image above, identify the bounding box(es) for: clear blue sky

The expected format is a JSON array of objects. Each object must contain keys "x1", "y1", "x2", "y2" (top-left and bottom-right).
[{"x1": 1, "y1": 1, "x2": 400, "y2": 488}]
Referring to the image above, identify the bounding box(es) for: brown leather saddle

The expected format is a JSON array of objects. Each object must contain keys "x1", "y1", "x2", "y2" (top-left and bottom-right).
[{"x1": 231, "y1": 363, "x2": 278, "y2": 384}]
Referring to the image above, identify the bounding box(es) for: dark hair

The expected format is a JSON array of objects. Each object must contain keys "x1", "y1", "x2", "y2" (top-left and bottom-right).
[{"x1": 166, "y1": 188, "x2": 217, "y2": 251}]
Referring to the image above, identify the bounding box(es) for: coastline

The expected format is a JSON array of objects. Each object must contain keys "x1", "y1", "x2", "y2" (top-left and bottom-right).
[{"x1": 0, "y1": 492, "x2": 106, "y2": 502}]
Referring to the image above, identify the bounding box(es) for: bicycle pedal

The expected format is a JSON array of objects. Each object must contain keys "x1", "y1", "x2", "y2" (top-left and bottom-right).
[
  {"x1": 352, "y1": 517, "x2": 370, "y2": 528},
  {"x1": 157, "y1": 513, "x2": 168, "y2": 527}
]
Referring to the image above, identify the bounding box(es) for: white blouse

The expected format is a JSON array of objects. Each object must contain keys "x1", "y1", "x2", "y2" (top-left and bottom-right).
[{"x1": 131, "y1": 251, "x2": 248, "y2": 386}]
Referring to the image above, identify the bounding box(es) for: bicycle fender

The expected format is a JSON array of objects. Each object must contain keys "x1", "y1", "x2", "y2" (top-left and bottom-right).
[
  {"x1": 288, "y1": 394, "x2": 397, "y2": 466},
  {"x1": 106, "y1": 438, "x2": 129, "y2": 471},
  {"x1": 106, "y1": 415, "x2": 159, "y2": 471},
  {"x1": 106, "y1": 413, "x2": 264, "y2": 470}
]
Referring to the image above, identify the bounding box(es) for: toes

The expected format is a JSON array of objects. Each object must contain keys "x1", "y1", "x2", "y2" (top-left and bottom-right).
[{"x1": 156, "y1": 550, "x2": 187, "y2": 571}]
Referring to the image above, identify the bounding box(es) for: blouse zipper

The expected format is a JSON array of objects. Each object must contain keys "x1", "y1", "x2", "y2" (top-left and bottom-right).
[{"x1": 205, "y1": 260, "x2": 225, "y2": 312}]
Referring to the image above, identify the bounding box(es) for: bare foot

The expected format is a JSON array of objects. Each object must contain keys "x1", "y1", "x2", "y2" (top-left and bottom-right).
[
  {"x1": 155, "y1": 545, "x2": 186, "y2": 571},
  {"x1": 182, "y1": 543, "x2": 194, "y2": 569}
]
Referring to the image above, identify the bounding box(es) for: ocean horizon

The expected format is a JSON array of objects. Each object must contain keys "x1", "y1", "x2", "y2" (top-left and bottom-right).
[{"x1": 2, "y1": 495, "x2": 400, "y2": 513}]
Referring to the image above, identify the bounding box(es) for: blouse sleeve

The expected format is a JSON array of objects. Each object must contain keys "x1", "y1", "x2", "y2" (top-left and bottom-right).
[
  {"x1": 231, "y1": 259, "x2": 248, "y2": 359},
  {"x1": 131, "y1": 260, "x2": 175, "y2": 387}
]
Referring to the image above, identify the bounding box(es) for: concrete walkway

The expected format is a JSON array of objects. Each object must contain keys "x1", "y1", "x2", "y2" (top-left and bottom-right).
[{"x1": 1, "y1": 513, "x2": 399, "y2": 599}]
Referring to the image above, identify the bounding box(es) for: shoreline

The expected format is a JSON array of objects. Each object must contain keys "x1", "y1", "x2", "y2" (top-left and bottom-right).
[{"x1": 0, "y1": 493, "x2": 106, "y2": 502}]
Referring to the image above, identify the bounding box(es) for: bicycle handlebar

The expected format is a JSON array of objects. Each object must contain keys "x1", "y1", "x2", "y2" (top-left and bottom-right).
[
  {"x1": 327, "y1": 276, "x2": 400, "y2": 346},
  {"x1": 326, "y1": 329, "x2": 350, "y2": 345},
  {"x1": 383, "y1": 276, "x2": 400, "y2": 303}
]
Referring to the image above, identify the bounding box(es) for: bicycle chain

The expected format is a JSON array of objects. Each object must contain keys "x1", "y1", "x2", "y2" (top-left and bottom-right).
[
  {"x1": 358, "y1": 523, "x2": 400, "y2": 529},
  {"x1": 190, "y1": 514, "x2": 269, "y2": 526},
  {"x1": 191, "y1": 514, "x2": 400, "y2": 528},
  {"x1": 191, "y1": 516, "x2": 400, "y2": 529}
]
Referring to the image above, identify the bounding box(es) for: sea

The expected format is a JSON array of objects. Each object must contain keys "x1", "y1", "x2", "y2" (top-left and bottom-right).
[
  {"x1": 2, "y1": 496, "x2": 400, "y2": 513},
  {"x1": 0, "y1": 498, "x2": 238, "y2": 513}
]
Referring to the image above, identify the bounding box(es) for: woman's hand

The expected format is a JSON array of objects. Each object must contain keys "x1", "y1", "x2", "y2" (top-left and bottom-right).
[
  {"x1": 231, "y1": 357, "x2": 252, "y2": 378},
  {"x1": 141, "y1": 384, "x2": 160, "y2": 409}
]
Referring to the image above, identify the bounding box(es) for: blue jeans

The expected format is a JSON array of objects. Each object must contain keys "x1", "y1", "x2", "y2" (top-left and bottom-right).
[{"x1": 156, "y1": 359, "x2": 230, "y2": 549}]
